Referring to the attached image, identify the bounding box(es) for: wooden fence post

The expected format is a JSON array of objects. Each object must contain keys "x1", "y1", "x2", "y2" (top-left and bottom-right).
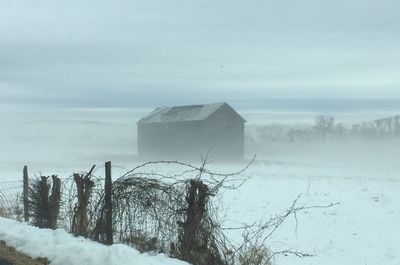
[
  {"x1": 105, "y1": 161, "x2": 113, "y2": 245},
  {"x1": 23, "y1": 165, "x2": 29, "y2": 222},
  {"x1": 49, "y1": 175, "x2": 61, "y2": 229},
  {"x1": 180, "y1": 180, "x2": 210, "y2": 264},
  {"x1": 39, "y1": 176, "x2": 50, "y2": 228},
  {"x1": 71, "y1": 165, "x2": 95, "y2": 237}
]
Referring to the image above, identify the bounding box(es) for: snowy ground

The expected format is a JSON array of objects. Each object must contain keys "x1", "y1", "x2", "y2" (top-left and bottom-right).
[
  {"x1": 0, "y1": 217, "x2": 188, "y2": 265},
  {"x1": 1, "y1": 107, "x2": 399, "y2": 265},
  {"x1": 1, "y1": 160, "x2": 399, "y2": 265},
  {"x1": 220, "y1": 161, "x2": 400, "y2": 265}
]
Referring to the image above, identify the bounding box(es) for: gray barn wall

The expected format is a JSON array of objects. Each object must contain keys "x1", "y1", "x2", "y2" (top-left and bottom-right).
[
  {"x1": 202, "y1": 104, "x2": 244, "y2": 160},
  {"x1": 137, "y1": 104, "x2": 244, "y2": 162}
]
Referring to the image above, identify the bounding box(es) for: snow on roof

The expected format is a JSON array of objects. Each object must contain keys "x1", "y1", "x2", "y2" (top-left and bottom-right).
[{"x1": 139, "y1": 102, "x2": 234, "y2": 123}]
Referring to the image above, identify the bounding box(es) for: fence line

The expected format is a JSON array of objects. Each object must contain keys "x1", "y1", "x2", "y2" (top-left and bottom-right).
[
  {"x1": 0, "y1": 179, "x2": 24, "y2": 220},
  {"x1": 0, "y1": 159, "x2": 260, "y2": 265}
]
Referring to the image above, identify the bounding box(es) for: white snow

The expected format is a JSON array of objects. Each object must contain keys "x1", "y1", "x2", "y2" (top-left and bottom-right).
[
  {"x1": 1, "y1": 108, "x2": 399, "y2": 265},
  {"x1": 1, "y1": 160, "x2": 399, "y2": 265},
  {"x1": 0, "y1": 217, "x2": 188, "y2": 265},
  {"x1": 220, "y1": 161, "x2": 400, "y2": 265}
]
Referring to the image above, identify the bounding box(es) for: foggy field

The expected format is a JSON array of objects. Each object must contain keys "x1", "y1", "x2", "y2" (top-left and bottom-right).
[
  {"x1": 2, "y1": 1, "x2": 400, "y2": 264},
  {"x1": 1, "y1": 108, "x2": 399, "y2": 265},
  {"x1": 1, "y1": 107, "x2": 400, "y2": 173}
]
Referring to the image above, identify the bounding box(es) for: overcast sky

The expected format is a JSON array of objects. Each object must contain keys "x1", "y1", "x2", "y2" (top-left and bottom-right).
[{"x1": 1, "y1": 0, "x2": 400, "y2": 110}]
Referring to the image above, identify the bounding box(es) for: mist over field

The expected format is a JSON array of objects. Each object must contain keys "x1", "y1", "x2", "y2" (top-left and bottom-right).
[
  {"x1": 1, "y1": 105, "x2": 399, "y2": 178},
  {"x1": 2, "y1": 104, "x2": 400, "y2": 265}
]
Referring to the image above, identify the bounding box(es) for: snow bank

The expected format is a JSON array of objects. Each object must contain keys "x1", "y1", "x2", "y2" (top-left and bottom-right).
[{"x1": 0, "y1": 217, "x2": 187, "y2": 265}]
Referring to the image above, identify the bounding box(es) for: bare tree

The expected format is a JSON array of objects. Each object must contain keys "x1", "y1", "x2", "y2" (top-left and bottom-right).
[
  {"x1": 314, "y1": 116, "x2": 335, "y2": 141},
  {"x1": 257, "y1": 125, "x2": 284, "y2": 143},
  {"x1": 286, "y1": 128, "x2": 311, "y2": 142}
]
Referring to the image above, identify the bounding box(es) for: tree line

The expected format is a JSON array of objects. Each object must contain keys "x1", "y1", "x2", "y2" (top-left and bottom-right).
[{"x1": 253, "y1": 115, "x2": 400, "y2": 143}]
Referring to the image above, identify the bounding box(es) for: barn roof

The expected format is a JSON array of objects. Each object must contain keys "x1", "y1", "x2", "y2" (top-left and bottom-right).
[{"x1": 138, "y1": 102, "x2": 245, "y2": 123}]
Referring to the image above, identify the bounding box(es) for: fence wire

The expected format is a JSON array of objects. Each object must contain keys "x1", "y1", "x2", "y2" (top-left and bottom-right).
[
  {"x1": 0, "y1": 180, "x2": 24, "y2": 219},
  {"x1": 57, "y1": 175, "x2": 105, "y2": 233}
]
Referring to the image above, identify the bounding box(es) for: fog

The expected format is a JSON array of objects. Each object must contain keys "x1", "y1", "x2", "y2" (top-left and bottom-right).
[{"x1": 0, "y1": 106, "x2": 399, "y2": 180}]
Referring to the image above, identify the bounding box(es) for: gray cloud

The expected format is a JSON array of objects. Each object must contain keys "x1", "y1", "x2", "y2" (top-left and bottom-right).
[{"x1": 1, "y1": 0, "x2": 400, "y2": 109}]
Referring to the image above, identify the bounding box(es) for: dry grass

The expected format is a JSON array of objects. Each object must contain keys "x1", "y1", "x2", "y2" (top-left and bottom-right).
[
  {"x1": 238, "y1": 246, "x2": 272, "y2": 265},
  {"x1": 0, "y1": 240, "x2": 50, "y2": 265},
  {"x1": 0, "y1": 194, "x2": 23, "y2": 221},
  {"x1": 0, "y1": 207, "x2": 9, "y2": 218}
]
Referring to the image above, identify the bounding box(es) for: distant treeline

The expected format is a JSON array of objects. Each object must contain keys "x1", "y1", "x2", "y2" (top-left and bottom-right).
[{"x1": 252, "y1": 115, "x2": 400, "y2": 143}]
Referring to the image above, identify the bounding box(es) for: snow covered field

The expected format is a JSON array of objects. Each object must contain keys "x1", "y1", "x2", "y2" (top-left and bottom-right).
[
  {"x1": 221, "y1": 161, "x2": 400, "y2": 265},
  {"x1": 1, "y1": 108, "x2": 399, "y2": 265}
]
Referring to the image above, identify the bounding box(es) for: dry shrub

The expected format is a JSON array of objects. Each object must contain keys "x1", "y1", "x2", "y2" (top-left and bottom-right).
[
  {"x1": 123, "y1": 230, "x2": 160, "y2": 253},
  {"x1": 0, "y1": 194, "x2": 23, "y2": 221},
  {"x1": 110, "y1": 159, "x2": 254, "y2": 265},
  {"x1": 0, "y1": 207, "x2": 9, "y2": 218},
  {"x1": 28, "y1": 176, "x2": 61, "y2": 229},
  {"x1": 238, "y1": 246, "x2": 272, "y2": 265}
]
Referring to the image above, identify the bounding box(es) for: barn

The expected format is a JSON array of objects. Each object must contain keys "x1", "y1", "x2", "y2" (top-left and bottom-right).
[{"x1": 137, "y1": 102, "x2": 246, "y2": 161}]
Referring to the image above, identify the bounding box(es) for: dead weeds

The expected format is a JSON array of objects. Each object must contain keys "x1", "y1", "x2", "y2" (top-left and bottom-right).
[{"x1": 0, "y1": 240, "x2": 50, "y2": 265}]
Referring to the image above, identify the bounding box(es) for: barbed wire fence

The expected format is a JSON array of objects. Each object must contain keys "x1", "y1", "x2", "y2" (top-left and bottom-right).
[
  {"x1": 0, "y1": 168, "x2": 104, "y2": 230},
  {"x1": 0, "y1": 158, "x2": 338, "y2": 265},
  {"x1": 58, "y1": 172, "x2": 105, "y2": 236},
  {"x1": 0, "y1": 180, "x2": 24, "y2": 220}
]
